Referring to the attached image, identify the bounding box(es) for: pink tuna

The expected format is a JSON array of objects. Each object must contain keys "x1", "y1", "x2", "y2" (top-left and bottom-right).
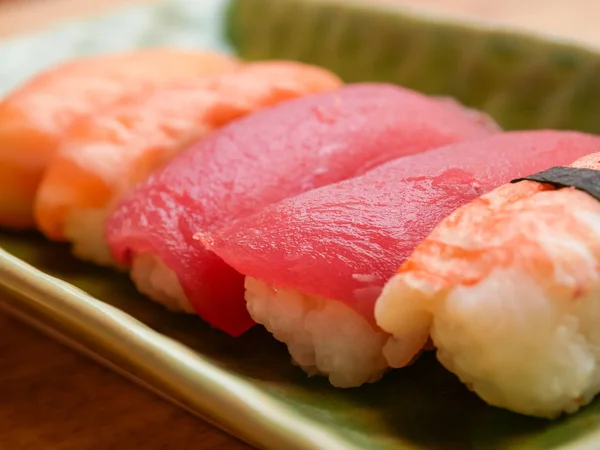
[
  {"x1": 200, "y1": 131, "x2": 600, "y2": 387},
  {"x1": 105, "y1": 83, "x2": 499, "y2": 337}
]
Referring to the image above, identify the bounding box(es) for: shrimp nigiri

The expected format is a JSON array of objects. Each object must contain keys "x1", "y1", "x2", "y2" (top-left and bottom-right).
[
  {"x1": 0, "y1": 48, "x2": 237, "y2": 228},
  {"x1": 33, "y1": 61, "x2": 342, "y2": 265},
  {"x1": 375, "y1": 146, "x2": 600, "y2": 418}
]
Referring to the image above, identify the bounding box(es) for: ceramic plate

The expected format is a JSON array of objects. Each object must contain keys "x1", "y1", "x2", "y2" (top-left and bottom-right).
[{"x1": 2, "y1": 1, "x2": 600, "y2": 449}]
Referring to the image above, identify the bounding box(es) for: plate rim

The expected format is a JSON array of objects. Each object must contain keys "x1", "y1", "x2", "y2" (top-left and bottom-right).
[{"x1": 0, "y1": 248, "x2": 361, "y2": 450}]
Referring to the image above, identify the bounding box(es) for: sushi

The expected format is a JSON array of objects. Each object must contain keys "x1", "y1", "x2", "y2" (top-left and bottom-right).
[
  {"x1": 33, "y1": 60, "x2": 342, "y2": 265},
  {"x1": 201, "y1": 131, "x2": 600, "y2": 387},
  {"x1": 375, "y1": 145, "x2": 600, "y2": 418},
  {"x1": 0, "y1": 48, "x2": 237, "y2": 228},
  {"x1": 105, "y1": 83, "x2": 499, "y2": 336}
]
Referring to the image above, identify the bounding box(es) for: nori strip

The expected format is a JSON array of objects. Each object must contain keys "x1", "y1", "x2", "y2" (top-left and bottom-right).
[{"x1": 511, "y1": 166, "x2": 600, "y2": 200}]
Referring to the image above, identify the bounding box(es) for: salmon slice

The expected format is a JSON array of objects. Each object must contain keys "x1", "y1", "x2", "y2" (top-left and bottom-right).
[
  {"x1": 0, "y1": 48, "x2": 238, "y2": 228},
  {"x1": 33, "y1": 60, "x2": 342, "y2": 265}
]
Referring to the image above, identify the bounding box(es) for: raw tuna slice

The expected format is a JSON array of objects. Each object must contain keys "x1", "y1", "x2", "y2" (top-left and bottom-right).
[
  {"x1": 105, "y1": 83, "x2": 499, "y2": 337},
  {"x1": 200, "y1": 130, "x2": 600, "y2": 387}
]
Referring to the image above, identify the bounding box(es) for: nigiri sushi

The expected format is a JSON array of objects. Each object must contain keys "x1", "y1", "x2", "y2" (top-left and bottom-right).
[
  {"x1": 33, "y1": 61, "x2": 342, "y2": 265},
  {"x1": 201, "y1": 131, "x2": 600, "y2": 387},
  {"x1": 0, "y1": 48, "x2": 237, "y2": 228},
  {"x1": 375, "y1": 146, "x2": 600, "y2": 418},
  {"x1": 105, "y1": 83, "x2": 499, "y2": 336}
]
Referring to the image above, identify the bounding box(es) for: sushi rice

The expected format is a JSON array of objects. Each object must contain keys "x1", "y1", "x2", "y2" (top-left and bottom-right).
[
  {"x1": 64, "y1": 207, "x2": 115, "y2": 265},
  {"x1": 129, "y1": 248, "x2": 403, "y2": 387},
  {"x1": 131, "y1": 253, "x2": 194, "y2": 313},
  {"x1": 245, "y1": 277, "x2": 397, "y2": 387}
]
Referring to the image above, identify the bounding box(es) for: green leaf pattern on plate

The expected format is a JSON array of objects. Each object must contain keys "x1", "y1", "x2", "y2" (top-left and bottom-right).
[{"x1": 227, "y1": 0, "x2": 600, "y2": 133}]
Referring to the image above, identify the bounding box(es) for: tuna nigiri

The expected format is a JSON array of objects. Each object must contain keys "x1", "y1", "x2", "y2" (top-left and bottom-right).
[
  {"x1": 375, "y1": 147, "x2": 600, "y2": 418},
  {"x1": 105, "y1": 83, "x2": 499, "y2": 336},
  {"x1": 201, "y1": 131, "x2": 600, "y2": 387},
  {"x1": 33, "y1": 61, "x2": 342, "y2": 265},
  {"x1": 0, "y1": 48, "x2": 237, "y2": 228}
]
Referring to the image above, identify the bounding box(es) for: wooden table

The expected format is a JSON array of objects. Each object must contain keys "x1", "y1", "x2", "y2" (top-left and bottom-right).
[
  {"x1": 0, "y1": 314, "x2": 251, "y2": 449},
  {"x1": 0, "y1": 3, "x2": 249, "y2": 449}
]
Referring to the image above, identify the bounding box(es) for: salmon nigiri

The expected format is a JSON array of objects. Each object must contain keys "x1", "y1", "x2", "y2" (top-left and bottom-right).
[
  {"x1": 0, "y1": 48, "x2": 237, "y2": 228},
  {"x1": 202, "y1": 131, "x2": 600, "y2": 387},
  {"x1": 375, "y1": 146, "x2": 600, "y2": 418},
  {"x1": 105, "y1": 83, "x2": 499, "y2": 337},
  {"x1": 33, "y1": 61, "x2": 342, "y2": 265}
]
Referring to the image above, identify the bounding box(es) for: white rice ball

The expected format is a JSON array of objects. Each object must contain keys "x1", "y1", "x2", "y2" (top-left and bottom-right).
[
  {"x1": 245, "y1": 277, "x2": 396, "y2": 388},
  {"x1": 63, "y1": 207, "x2": 116, "y2": 266},
  {"x1": 130, "y1": 253, "x2": 195, "y2": 313}
]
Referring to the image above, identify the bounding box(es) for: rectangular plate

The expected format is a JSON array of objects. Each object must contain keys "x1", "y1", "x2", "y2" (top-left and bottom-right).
[{"x1": 2, "y1": 1, "x2": 600, "y2": 449}]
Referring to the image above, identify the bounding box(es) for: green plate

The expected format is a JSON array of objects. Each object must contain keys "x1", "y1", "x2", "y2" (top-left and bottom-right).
[
  {"x1": 2, "y1": 1, "x2": 600, "y2": 449},
  {"x1": 227, "y1": 0, "x2": 600, "y2": 134}
]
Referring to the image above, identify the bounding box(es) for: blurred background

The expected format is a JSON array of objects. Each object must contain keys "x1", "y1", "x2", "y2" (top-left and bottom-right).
[
  {"x1": 0, "y1": 0, "x2": 144, "y2": 37},
  {"x1": 1, "y1": 0, "x2": 598, "y2": 42},
  {"x1": 0, "y1": 0, "x2": 597, "y2": 39}
]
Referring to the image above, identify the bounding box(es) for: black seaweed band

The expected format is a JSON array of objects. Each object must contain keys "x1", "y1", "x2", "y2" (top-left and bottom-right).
[{"x1": 511, "y1": 166, "x2": 600, "y2": 200}]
